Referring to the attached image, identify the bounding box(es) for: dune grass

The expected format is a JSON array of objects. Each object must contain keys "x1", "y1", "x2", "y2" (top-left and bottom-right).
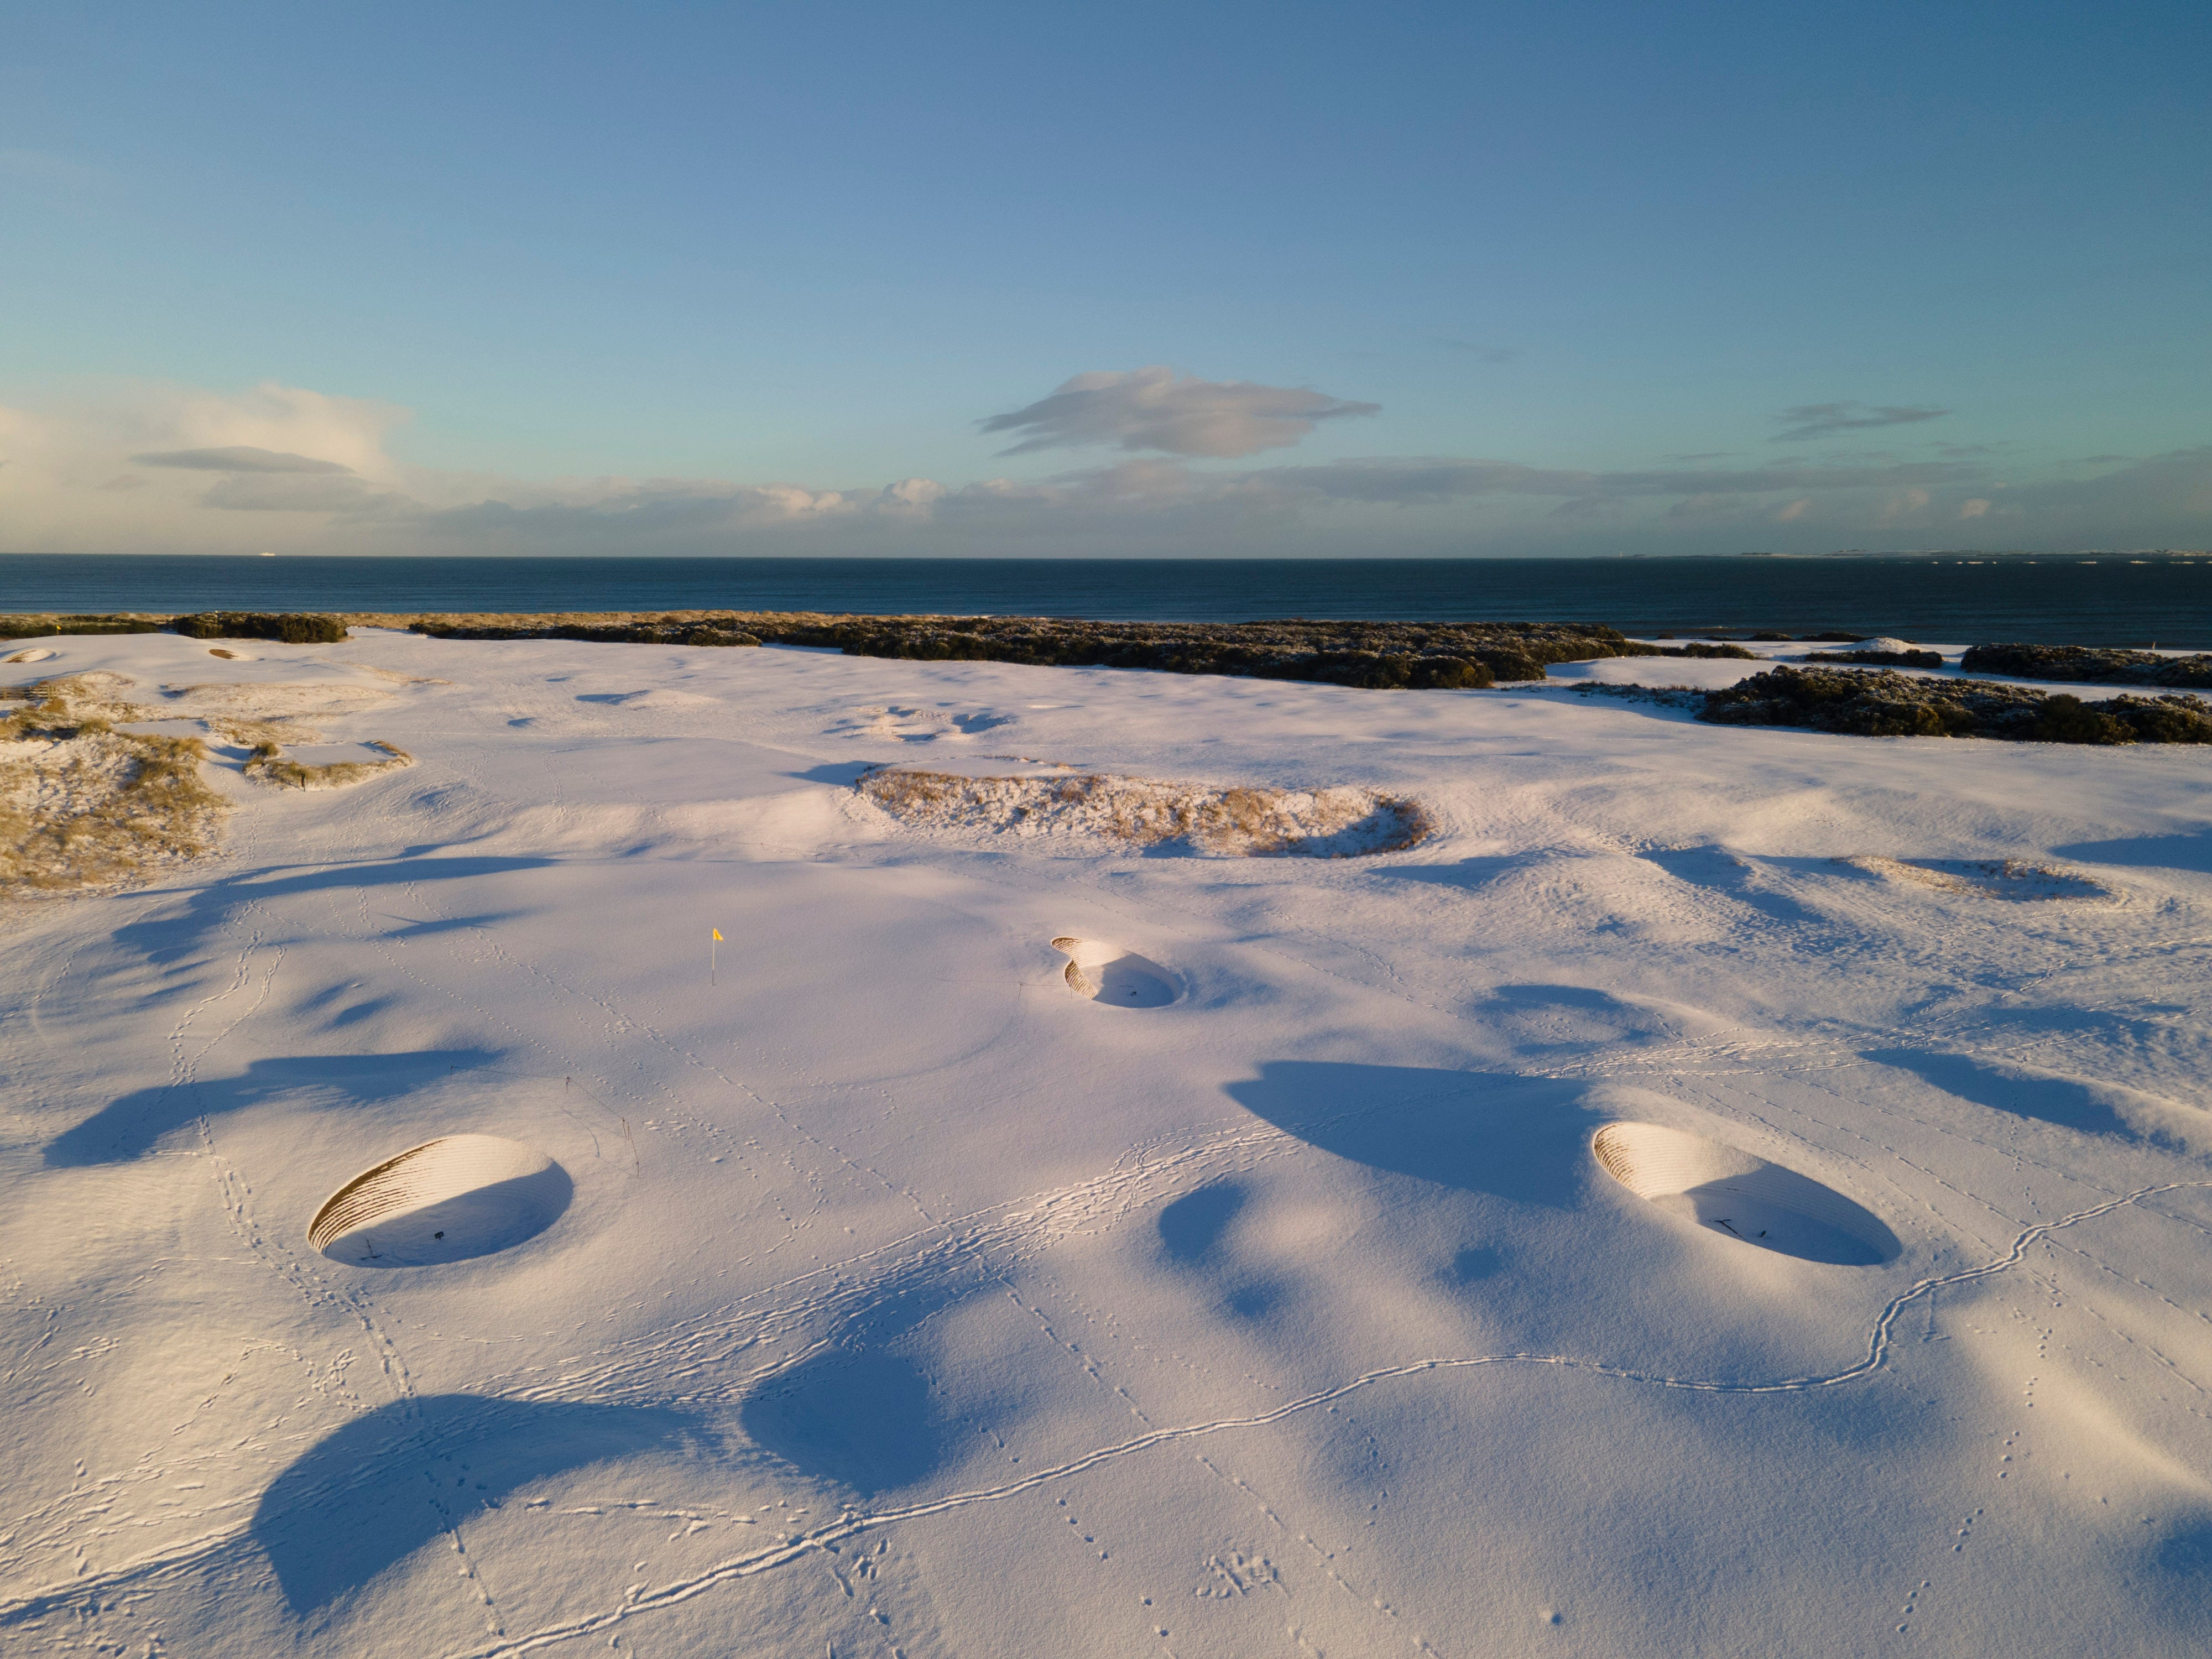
[
  {"x1": 243, "y1": 740, "x2": 415, "y2": 790},
  {"x1": 0, "y1": 680, "x2": 226, "y2": 898}
]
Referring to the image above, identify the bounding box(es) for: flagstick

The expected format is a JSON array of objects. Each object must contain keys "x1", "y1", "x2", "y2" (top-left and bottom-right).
[{"x1": 710, "y1": 930, "x2": 718, "y2": 986}]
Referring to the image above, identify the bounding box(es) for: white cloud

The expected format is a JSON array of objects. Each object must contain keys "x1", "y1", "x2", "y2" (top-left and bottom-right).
[
  {"x1": 978, "y1": 366, "x2": 1380, "y2": 458},
  {"x1": 1960, "y1": 498, "x2": 1992, "y2": 519},
  {"x1": 1877, "y1": 487, "x2": 1933, "y2": 524}
]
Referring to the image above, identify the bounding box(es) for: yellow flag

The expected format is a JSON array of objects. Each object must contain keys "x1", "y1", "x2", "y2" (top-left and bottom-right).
[{"x1": 712, "y1": 928, "x2": 724, "y2": 941}]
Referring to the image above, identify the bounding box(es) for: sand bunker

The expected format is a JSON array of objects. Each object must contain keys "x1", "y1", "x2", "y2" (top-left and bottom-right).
[
  {"x1": 1841, "y1": 855, "x2": 2113, "y2": 901},
  {"x1": 1591, "y1": 1121, "x2": 1899, "y2": 1265},
  {"x1": 4, "y1": 648, "x2": 56, "y2": 664},
  {"x1": 1051, "y1": 937, "x2": 1181, "y2": 1006},
  {"x1": 308, "y1": 1134, "x2": 571, "y2": 1267},
  {"x1": 859, "y1": 766, "x2": 1431, "y2": 858}
]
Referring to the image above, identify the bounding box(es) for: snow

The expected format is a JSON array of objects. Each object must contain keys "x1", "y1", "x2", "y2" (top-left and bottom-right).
[{"x1": 5, "y1": 625, "x2": 2212, "y2": 1655}]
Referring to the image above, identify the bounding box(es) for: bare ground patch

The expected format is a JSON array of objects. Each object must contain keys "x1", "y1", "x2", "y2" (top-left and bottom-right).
[{"x1": 1839, "y1": 855, "x2": 2116, "y2": 901}]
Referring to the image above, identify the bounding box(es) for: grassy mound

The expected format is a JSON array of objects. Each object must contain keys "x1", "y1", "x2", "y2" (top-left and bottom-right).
[
  {"x1": 1699, "y1": 665, "x2": 2212, "y2": 743},
  {"x1": 171, "y1": 612, "x2": 351, "y2": 644},
  {"x1": 0, "y1": 614, "x2": 166, "y2": 640},
  {"x1": 1960, "y1": 643, "x2": 2212, "y2": 688},
  {"x1": 0, "y1": 680, "x2": 226, "y2": 898},
  {"x1": 1804, "y1": 648, "x2": 1945, "y2": 669},
  {"x1": 858, "y1": 766, "x2": 1433, "y2": 857},
  {"x1": 243, "y1": 740, "x2": 415, "y2": 790}
]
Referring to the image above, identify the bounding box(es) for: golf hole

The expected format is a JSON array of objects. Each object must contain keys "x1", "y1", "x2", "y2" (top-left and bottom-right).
[
  {"x1": 1592, "y1": 1121, "x2": 1898, "y2": 1265},
  {"x1": 309, "y1": 1134, "x2": 572, "y2": 1267}
]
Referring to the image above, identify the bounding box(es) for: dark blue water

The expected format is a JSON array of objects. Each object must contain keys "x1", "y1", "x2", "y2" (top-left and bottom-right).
[{"x1": 4, "y1": 554, "x2": 2208, "y2": 645}]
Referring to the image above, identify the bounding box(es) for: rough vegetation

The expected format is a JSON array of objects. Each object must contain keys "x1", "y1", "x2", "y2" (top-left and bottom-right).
[
  {"x1": 0, "y1": 679, "x2": 227, "y2": 899},
  {"x1": 243, "y1": 740, "x2": 415, "y2": 790},
  {"x1": 1959, "y1": 643, "x2": 2212, "y2": 688},
  {"x1": 0, "y1": 614, "x2": 166, "y2": 639},
  {"x1": 403, "y1": 612, "x2": 1664, "y2": 688},
  {"x1": 171, "y1": 611, "x2": 352, "y2": 644},
  {"x1": 858, "y1": 766, "x2": 1433, "y2": 857},
  {"x1": 1698, "y1": 666, "x2": 2212, "y2": 744},
  {"x1": 1803, "y1": 647, "x2": 1946, "y2": 669}
]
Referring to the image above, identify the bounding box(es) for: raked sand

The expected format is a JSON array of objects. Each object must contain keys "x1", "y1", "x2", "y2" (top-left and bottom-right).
[{"x1": 5, "y1": 627, "x2": 2212, "y2": 1656}]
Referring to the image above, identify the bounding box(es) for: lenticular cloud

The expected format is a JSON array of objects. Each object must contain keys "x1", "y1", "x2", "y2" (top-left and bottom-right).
[{"x1": 979, "y1": 365, "x2": 1380, "y2": 457}]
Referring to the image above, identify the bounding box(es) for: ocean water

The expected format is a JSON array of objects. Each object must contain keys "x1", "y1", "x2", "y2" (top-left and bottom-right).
[{"x1": 3, "y1": 553, "x2": 2209, "y2": 645}]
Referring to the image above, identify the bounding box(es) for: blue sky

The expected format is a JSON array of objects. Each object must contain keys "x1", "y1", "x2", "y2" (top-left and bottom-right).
[{"x1": 4, "y1": 1, "x2": 2206, "y2": 556}]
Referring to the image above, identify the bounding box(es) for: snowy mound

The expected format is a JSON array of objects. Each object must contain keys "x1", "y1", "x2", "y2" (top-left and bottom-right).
[
  {"x1": 577, "y1": 688, "x2": 719, "y2": 708},
  {"x1": 831, "y1": 703, "x2": 1017, "y2": 741},
  {"x1": 858, "y1": 766, "x2": 1431, "y2": 858},
  {"x1": 308, "y1": 1134, "x2": 571, "y2": 1267},
  {"x1": 1592, "y1": 1121, "x2": 1898, "y2": 1265},
  {"x1": 1853, "y1": 637, "x2": 1919, "y2": 655},
  {"x1": 3, "y1": 647, "x2": 56, "y2": 664},
  {"x1": 1051, "y1": 936, "x2": 1180, "y2": 1006}
]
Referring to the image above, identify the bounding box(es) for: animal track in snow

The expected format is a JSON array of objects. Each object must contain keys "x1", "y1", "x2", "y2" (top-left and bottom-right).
[
  {"x1": 1052, "y1": 937, "x2": 1181, "y2": 1007},
  {"x1": 308, "y1": 1134, "x2": 572, "y2": 1267},
  {"x1": 1592, "y1": 1121, "x2": 1901, "y2": 1265},
  {"x1": 445, "y1": 1180, "x2": 2210, "y2": 1659}
]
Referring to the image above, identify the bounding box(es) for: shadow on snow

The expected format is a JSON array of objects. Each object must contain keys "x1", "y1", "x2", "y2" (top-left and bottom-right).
[
  {"x1": 252, "y1": 1395, "x2": 703, "y2": 1613},
  {"x1": 45, "y1": 1047, "x2": 500, "y2": 1166}
]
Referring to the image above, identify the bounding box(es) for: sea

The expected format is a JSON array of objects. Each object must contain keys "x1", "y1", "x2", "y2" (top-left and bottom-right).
[{"x1": 4, "y1": 553, "x2": 2209, "y2": 646}]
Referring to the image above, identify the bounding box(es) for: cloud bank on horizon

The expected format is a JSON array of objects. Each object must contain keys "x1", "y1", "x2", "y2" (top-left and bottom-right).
[{"x1": 1, "y1": 372, "x2": 2207, "y2": 559}]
